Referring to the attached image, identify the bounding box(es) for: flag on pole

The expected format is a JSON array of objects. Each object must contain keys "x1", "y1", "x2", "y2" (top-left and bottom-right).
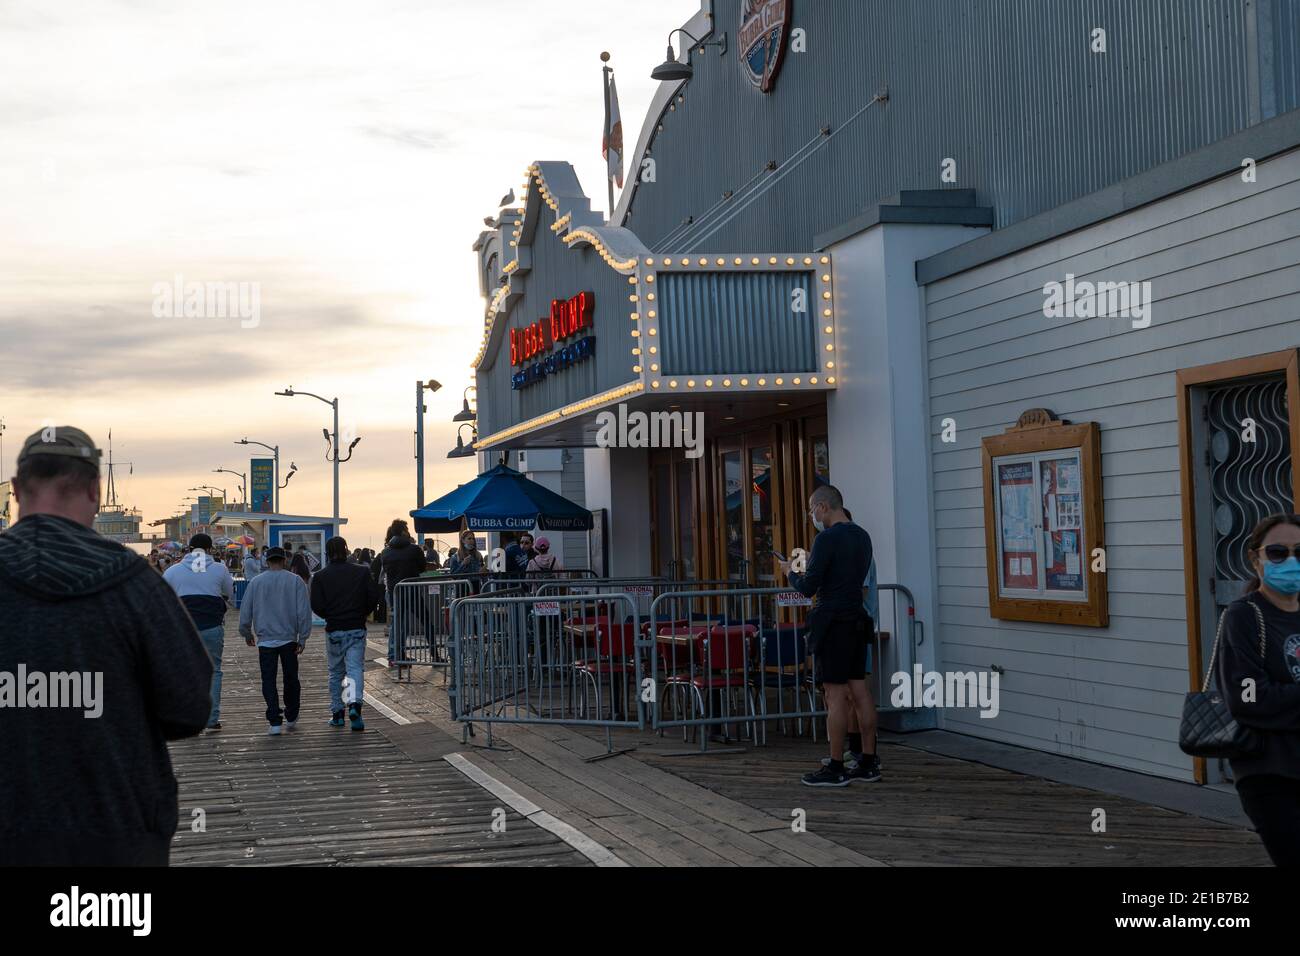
[{"x1": 603, "y1": 72, "x2": 624, "y2": 189}]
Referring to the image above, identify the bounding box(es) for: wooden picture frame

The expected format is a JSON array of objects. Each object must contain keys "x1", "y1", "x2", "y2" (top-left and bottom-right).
[{"x1": 981, "y1": 409, "x2": 1108, "y2": 627}]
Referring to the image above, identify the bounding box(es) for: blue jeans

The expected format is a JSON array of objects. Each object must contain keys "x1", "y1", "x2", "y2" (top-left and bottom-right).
[
  {"x1": 198, "y1": 625, "x2": 224, "y2": 725},
  {"x1": 327, "y1": 628, "x2": 367, "y2": 713}
]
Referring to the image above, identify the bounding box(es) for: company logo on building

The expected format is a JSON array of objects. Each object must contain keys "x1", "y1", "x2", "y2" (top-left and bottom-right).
[
  {"x1": 510, "y1": 291, "x2": 597, "y2": 390},
  {"x1": 739, "y1": 0, "x2": 791, "y2": 93}
]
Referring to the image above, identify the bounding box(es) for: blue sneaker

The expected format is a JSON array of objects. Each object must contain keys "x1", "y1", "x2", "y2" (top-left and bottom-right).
[
  {"x1": 329, "y1": 711, "x2": 346, "y2": 727},
  {"x1": 348, "y1": 703, "x2": 364, "y2": 732}
]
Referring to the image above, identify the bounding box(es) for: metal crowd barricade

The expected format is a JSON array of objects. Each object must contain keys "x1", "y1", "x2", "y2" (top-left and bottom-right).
[
  {"x1": 389, "y1": 576, "x2": 475, "y2": 680},
  {"x1": 449, "y1": 590, "x2": 643, "y2": 752},
  {"x1": 873, "y1": 583, "x2": 922, "y2": 713},
  {"x1": 646, "y1": 582, "x2": 922, "y2": 750},
  {"x1": 536, "y1": 577, "x2": 752, "y2": 622}
]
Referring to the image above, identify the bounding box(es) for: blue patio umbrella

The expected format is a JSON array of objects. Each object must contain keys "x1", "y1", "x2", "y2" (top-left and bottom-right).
[{"x1": 411, "y1": 463, "x2": 593, "y2": 534}]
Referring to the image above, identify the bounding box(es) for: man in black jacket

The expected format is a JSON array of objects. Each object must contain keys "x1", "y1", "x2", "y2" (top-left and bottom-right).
[
  {"x1": 0, "y1": 426, "x2": 212, "y2": 865},
  {"x1": 311, "y1": 536, "x2": 382, "y2": 730},
  {"x1": 380, "y1": 529, "x2": 425, "y2": 666}
]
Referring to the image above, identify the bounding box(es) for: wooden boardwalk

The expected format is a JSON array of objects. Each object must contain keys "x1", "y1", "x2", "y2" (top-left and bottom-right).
[
  {"x1": 361, "y1": 627, "x2": 1271, "y2": 867},
  {"x1": 168, "y1": 623, "x2": 590, "y2": 866},
  {"x1": 168, "y1": 622, "x2": 1270, "y2": 866}
]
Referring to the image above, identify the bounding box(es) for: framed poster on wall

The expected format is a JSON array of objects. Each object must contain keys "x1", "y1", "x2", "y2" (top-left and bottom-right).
[{"x1": 981, "y1": 409, "x2": 1107, "y2": 627}]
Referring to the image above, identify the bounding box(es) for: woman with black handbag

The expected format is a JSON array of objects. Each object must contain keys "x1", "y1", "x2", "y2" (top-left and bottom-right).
[{"x1": 1215, "y1": 513, "x2": 1300, "y2": 866}]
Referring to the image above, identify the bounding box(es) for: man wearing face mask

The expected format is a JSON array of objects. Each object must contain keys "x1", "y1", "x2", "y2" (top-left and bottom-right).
[
  {"x1": 779, "y1": 484, "x2": 879, "y2": 787},
  {"x1": 1216, "y1": 512, "x2": 1300, "y2": 866}
]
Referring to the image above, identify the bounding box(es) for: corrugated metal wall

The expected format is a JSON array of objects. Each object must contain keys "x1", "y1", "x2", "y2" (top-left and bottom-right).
[
  {"x1": 922, "y1": 146, "x2": 1300, "y2": 781},
  {"x1": 658, "y1": 270, "x2": 816, "y2": 374},
  {"x1": 623, "y1": 0, "x2": 1298, "y2": 252},
  {"x1": 477, "y1": 220, "x2": 636, "y2": 438}
]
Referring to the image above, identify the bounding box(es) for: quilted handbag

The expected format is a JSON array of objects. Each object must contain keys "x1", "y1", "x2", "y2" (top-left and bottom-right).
[{"x1": 1178, "y1": 599, "x2": 1267, "y2": 758}]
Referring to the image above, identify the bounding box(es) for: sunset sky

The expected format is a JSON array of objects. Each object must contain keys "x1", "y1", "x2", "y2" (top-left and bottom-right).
[{"x1": 0, "y1": 0, "x2": 696, "y2": 548}]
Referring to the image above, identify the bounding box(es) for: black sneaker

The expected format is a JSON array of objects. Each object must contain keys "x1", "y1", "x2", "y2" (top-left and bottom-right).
[
  {"x1": 801, "y1": 764, "x2": 851, "y2": 787},
  {"x1": 849, "y1": 756, "x2": 882, "y2": 783}
]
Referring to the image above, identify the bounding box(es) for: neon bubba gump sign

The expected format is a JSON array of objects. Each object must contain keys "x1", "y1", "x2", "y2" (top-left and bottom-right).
[{"x1": 510, "y1": 291, "x2": 596, "y2": 390}]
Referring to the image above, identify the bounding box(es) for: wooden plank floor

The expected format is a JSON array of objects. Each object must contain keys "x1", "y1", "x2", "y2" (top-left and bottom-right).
[
  {"x1": 168, "y1": 623, "x2": 589, "y2": 867},
  {"x1": 363, "y1": 628, "x2": 1271, "y2": 867}
]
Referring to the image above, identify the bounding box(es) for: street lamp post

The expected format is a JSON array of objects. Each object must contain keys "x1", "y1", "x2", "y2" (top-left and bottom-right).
[
  {"x1": 415, "y1": 379, "x2": 442, "y2": 545},
  {"x1": 235, "y1": 438, "x2": 296, "y2": 513},
  {"x1": 213, "y1": 468, "x2": 247, "y2": 507},
  {"x1": 275, "y1": 387, "x2": 358, "y2": 525},
  {"x1": 189, "y1": 485, "x2": 227, "y2": 508}
]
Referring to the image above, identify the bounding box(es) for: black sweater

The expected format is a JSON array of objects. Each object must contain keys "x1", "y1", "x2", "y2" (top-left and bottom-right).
[
  {"x1": 1216, "y1": 592, "x2": 1300, "y2": 783},
  {"x1": 310, "y1": 558, "x2": 382, "y2": 632},
  {"x1": 0, "y1": 514, "x2": 212, "y2": 865}
]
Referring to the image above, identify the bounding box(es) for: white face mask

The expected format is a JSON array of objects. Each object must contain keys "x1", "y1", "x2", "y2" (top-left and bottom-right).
[{"x1": 810, "y1": 507, "x2": 824, "y2": 532}]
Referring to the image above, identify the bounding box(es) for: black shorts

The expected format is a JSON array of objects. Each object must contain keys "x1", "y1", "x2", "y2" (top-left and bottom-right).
[{"x1": 814, "y1": 615, "x2": 871, "y2": 685}]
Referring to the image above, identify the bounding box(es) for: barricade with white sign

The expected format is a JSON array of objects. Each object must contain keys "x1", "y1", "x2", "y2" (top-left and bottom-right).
[{"x1": 449, "y1": 591, "x2": 643, "y2": 752}]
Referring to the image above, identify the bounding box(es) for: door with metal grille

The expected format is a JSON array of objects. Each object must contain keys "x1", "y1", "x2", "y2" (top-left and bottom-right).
[{"x1": 1189, "y1": 375, "x2": 1293, "y2": 781}]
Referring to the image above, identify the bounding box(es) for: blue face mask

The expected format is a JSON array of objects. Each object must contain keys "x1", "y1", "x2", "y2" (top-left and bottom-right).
[{"x1": 1262, "y1": 556, "x2": 1300, "y2": 595}]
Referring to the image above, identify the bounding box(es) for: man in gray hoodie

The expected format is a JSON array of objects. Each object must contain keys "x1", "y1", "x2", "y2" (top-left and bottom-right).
[
  {"x1": 0, "y1": 426, "x2": 211, "y2": 865},
  {"x1": 239, "y1": 546, "x2": 312, "y2": 735}
]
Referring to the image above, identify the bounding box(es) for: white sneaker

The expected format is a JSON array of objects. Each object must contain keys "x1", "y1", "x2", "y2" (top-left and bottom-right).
[
  {"x1": 284, "y1": 721, "x2": 298, "y2": 733},
  {"x1": 268, "y1": 724, "x2": 283, "y2": 736}
]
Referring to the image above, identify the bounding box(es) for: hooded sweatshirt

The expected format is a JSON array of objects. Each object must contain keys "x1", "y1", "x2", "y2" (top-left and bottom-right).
[
  {"x1": 163, "y1": 549, "x2": 234, "y2": 630},
  {"x1": 239, "y1": 567, "x2": 313, "y2": 648},
  {"x1": 0, "y1": 514, "x2": 213, "y2": 866},
  {"x1": 380, "y1": 534, "x2": 426, "y2": 591}
]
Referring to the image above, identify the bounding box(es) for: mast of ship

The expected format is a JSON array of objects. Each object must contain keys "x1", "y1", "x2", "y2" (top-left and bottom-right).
[{"x1": 104, "y1": 430, "x2": 133, "y2": 510}]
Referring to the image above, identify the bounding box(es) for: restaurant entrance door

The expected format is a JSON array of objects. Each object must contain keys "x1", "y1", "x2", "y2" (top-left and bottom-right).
[{"x1": 649, "y1": 406, "x2": 828, "y2": 584}]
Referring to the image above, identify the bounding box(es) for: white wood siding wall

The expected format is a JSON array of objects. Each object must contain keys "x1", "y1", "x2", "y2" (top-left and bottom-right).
[{"x1": 923, "y1": 147, "x2": 1300, "y2": 780}]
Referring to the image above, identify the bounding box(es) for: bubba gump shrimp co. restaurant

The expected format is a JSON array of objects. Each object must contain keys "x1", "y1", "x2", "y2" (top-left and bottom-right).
[{"x1": 470, "y1": 162, "x2": 840, "y2": 589}]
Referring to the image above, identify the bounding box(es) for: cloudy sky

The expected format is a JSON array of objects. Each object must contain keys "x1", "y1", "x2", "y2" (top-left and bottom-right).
[{"x1": 0, "y1": 0, "x2": 696, "y2": 547}]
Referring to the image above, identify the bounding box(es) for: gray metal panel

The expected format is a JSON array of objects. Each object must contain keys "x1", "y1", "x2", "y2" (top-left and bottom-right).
[
  {"x1": 658, "y1": 270, "x2": 816, "y2": 375},
  {"x1": 923, "y1": 145, "x2": 1300, "y2": 781},
  {"x1": 619, "y1": 0, "x2": 1300, "y2": 254},
  {"x1": 1264, "y1": 0, "x2": 1300, "y2": 116}
]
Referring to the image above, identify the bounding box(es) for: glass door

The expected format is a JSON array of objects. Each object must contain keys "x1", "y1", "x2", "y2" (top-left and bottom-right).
[
  {"x1": 675, "y1": 459, "x2": 696, "y2": 579},
  {"x1": 750, "y1": 444, "x2": 775, "y2": 585}
]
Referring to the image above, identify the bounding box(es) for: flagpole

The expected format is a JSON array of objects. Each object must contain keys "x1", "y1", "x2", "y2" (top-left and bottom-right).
[{"x1": 601, "y1": 51, "x2": 615, "y2": 220}]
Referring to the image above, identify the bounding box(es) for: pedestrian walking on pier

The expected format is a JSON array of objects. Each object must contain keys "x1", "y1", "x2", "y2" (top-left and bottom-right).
[
  {"x1": 311, "y1": 535, "x2": 382, "y2": 731},
  {"x1": 164, "y1": 532, "x2": 235, "y2": 730},
  {"x1": 239, "y1": 546, "x2": 313, "y2": 735}
]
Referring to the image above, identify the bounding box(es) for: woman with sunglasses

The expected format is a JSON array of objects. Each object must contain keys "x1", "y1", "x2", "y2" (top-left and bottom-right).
[{"x1": 1216, "y1": 512, "x2": 1300, "y2": 866}]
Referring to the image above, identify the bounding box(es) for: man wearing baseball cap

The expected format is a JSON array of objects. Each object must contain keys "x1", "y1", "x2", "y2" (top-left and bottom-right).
[
  {"x1": 239, "y1": 545, "x2": 313, "y2": 734},
  {"x1": 163, "y1": 532, "x2": 235, "y2": 730},
  {"x1": 0, "y1": 425, "x2": 212, "y2": 865}
]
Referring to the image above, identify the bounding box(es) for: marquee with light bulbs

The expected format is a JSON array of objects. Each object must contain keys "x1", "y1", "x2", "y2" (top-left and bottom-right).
[{"x1": 471, "y1": 160, "x2": 839, "y2": 450}]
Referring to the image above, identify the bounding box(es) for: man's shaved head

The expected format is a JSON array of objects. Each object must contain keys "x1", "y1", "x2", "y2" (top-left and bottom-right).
[{"x1": 810, "y1": 484, "x2": 844, "y2": 512}]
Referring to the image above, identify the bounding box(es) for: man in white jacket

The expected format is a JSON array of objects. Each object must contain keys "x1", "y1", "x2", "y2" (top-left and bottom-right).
[{"x1": 163, "y1": 533, "x2": 235, "y2": 730}]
